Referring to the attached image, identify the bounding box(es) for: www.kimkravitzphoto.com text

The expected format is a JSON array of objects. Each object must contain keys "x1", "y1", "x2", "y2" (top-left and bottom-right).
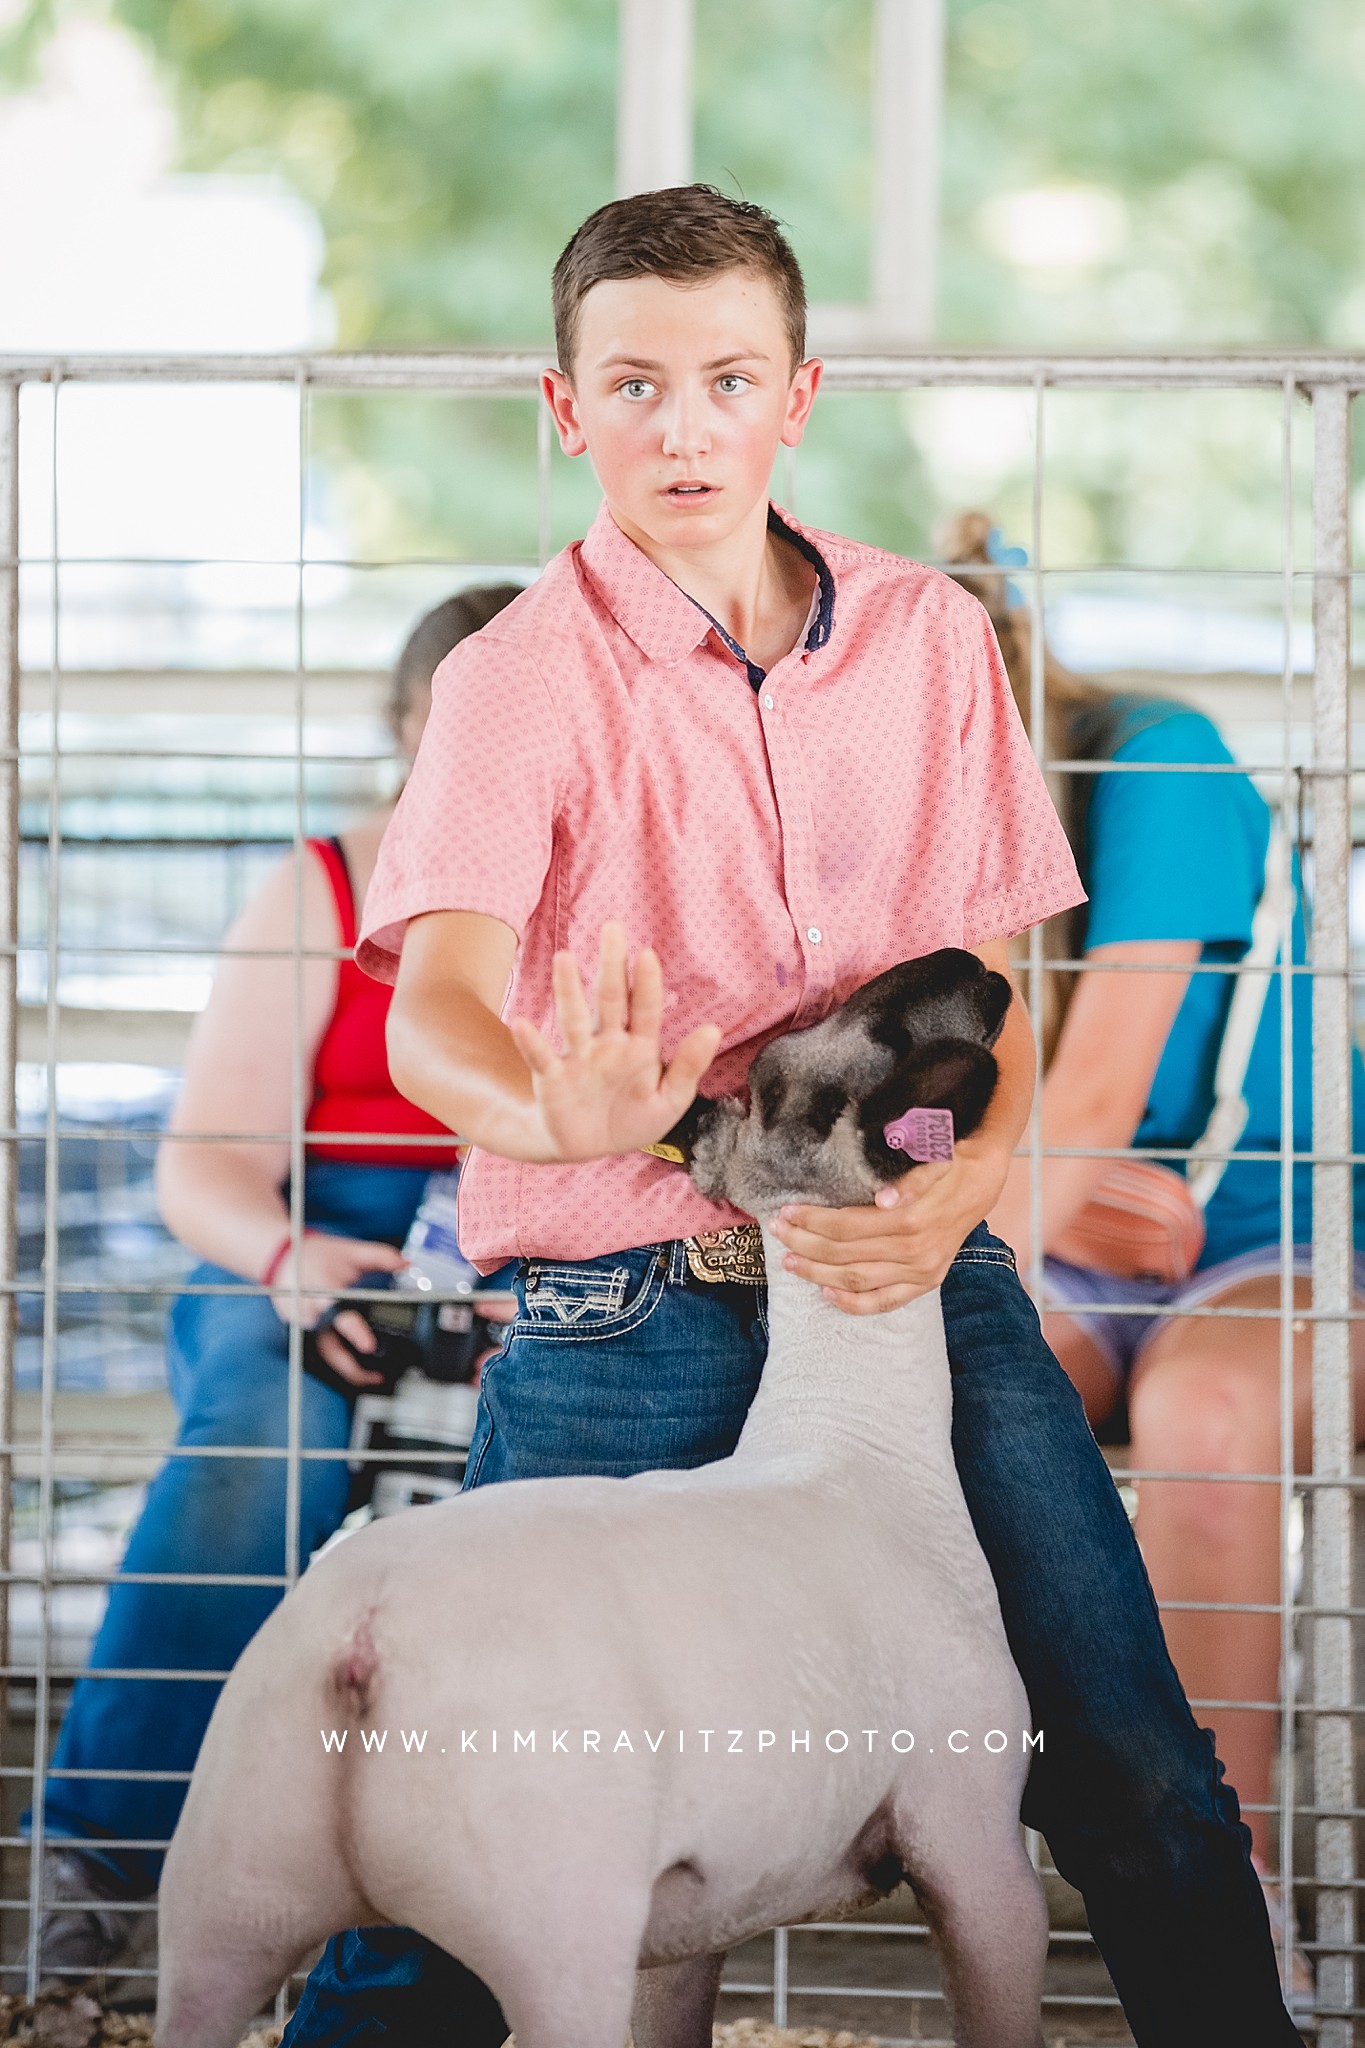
[{"x1": 317, "y1": 1725, "x2": 1047, "y2": 1757}]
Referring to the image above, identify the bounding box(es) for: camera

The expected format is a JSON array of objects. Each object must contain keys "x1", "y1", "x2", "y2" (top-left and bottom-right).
[{"x1": 303, "y1": 1277, "x2": 514, "y2": 1519}]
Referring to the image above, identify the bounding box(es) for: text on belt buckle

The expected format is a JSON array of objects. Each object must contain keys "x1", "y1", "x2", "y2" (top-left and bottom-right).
[{"x1": 683, "y1": 1223, "x2": 766, "y2": 1285}]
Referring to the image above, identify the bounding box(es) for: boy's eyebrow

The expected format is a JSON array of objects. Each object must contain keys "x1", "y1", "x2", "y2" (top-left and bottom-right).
[{"x1": 596, "y1": 350, "x2": 773, "y2": 372}]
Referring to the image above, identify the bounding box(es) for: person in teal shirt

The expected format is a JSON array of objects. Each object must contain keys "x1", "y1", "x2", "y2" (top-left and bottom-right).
[
  {"x1": 1084, "y1": 701, "x2": 1365, "y2": 1270},
  {"x1": 945, "y1": 511, "x2": 1365, "y2": 2011}
]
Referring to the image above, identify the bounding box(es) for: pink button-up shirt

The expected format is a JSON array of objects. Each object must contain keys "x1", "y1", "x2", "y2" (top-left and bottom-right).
[{"x1": 359, "y1": 501, "x2": 1085, "y2": 1267}]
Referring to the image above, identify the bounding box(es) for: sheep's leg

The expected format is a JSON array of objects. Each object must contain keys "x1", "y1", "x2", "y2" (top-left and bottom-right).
[
  {"x1": 414, "y1": 1881, "x2": 648, "y2": 2048},
  {"x1": 154, "y1": 1932, "x2": 313, "y2": 2048},
  {"x1": 630, "y1": 1951, "x2": 725, "y2": 2048},
  {"x1": 909, "y1": 1830, "x2": 1048, "y2": 2048},
  {"x1": 489, "y1": 1950, "x2": 639, "y2": 2048}
]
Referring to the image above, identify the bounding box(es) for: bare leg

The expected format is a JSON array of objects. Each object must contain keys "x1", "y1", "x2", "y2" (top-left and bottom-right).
[
  {"x1": 1127, "y1": 1274, "x2": 1365, "y2": 1866},
  {"x1": 631, "y1": 1952, "x2": 725, "y2": 2048},
  {"x1": 1042, "y1": 1310, "x2": 1125, "y2": 1429}
]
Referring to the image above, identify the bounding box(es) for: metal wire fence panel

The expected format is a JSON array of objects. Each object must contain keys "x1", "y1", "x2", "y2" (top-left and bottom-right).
[{"x1": 0, "y1": 349, "x2": 1361, "y2": 2040}]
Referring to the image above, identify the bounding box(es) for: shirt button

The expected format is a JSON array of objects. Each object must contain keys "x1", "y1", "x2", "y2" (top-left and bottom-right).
[
  {"x1": 807, "y1": 927, "x2": 822, "y2": 944},
  {"x1": 763, "y1": 693, "x2": 775, "y2": 709}
]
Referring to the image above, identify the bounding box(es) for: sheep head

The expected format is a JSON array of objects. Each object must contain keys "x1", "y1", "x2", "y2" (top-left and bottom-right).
[{"x1": 661, "y1": 948, "x2": 1012, "y2": 1217}]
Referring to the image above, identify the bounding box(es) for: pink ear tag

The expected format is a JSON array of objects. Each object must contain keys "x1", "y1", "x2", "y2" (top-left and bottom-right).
[{"x1": 883, "y1": 1106, "x2": 955, "y2": 1163}]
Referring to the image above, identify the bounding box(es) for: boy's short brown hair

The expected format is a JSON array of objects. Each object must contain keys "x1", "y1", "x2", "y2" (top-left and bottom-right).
[{"x1": 552, "y1": 184, "x2": 807, "y2": 377}]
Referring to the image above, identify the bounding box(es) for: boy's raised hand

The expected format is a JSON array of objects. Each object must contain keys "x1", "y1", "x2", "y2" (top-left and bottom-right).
[{"x1": 508, "y1": 922, "x2": 721, "y2": 1163}]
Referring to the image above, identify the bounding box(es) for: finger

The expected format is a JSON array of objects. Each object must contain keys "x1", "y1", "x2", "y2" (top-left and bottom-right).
[
  {"x1": 772, "y1": 1219, "x2": 924, "y2": 1265},
  {"x1": 780, "y1": 1252, "x2": 917, "y2": 1294},
  {"x1": 774, "y1": 1200, "x2": 879, "y2": 1243},
  {"x1": 508, "y1": 1014, "x2": 565, "y2": 1079},
  {"x1": 876, "y1": 1161, "x2": 954, "y2": 1209},
  {"x1": 332, "y1": 1309, "x2": 377, "y2": 1353},
  {"x1": 552, "y1": 949, "x2": 593, "y2": 1056},
  {"x1": 824, "y1": 1282, "x2": 927, "y2": 1317},
  {"x1": 272, "y1": 1289, "x2": 327, "y2": 1328},
  {"x1": 658, "y1": 1023, "x2": 722, "y2": 1108},
  {"x1": 595, "y1": 922, "x2": 630, "y2": 1034},
  {"x1": 316, "y1": 1330, "x2": 386, "y2": 1385},
  {"x1": 480, "y1": 1300, "x2": 517, "y2": 1324},
  {"x1": 627, "y1": 947, "x2": 664, "y2": 1046},
  {"x1": 344, "y1": 1241, "x2": 408, "y2": 1271}
]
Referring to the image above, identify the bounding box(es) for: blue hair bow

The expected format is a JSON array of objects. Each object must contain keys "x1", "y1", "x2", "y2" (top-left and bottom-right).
[{"x1": 985, "y1": 525, "x2": 1027, "y2": 609}]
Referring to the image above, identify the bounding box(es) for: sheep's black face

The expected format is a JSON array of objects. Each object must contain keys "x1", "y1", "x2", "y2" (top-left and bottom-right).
[{"x1": 666, "y1": 949, "x2": 1012, "y2": 1216}]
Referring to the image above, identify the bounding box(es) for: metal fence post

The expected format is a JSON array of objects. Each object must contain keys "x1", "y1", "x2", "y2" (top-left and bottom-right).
[
  {"x1": 0, "y1": 382, "x2": 19, "y2": 1763},
  {"x1": 1309, "y1": 379, "x2": 1356, "y2": 2037}
]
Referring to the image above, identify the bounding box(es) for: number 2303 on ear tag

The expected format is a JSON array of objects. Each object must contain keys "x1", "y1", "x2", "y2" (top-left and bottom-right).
[{"x1": 882, "y1": 1106, "x2": 955, "y2": 1164}]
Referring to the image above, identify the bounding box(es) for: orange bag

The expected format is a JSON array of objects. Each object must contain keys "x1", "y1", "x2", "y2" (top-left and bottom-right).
[{"x1": 1051, "y1": 1159, "x2": 1206, "y2": 1285}]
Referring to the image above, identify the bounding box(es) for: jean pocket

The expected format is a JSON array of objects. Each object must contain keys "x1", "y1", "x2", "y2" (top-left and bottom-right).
[{"x1": 517, "y1": 1250, "x2": 667, "y2": 1340}]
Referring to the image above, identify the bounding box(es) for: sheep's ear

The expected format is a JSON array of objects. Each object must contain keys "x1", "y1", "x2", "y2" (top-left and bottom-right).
[
  {"x1": 857, "y1": 1039, "x2": 999, "y2": 1177},
  {"x1": 647, "y1": 1095, "x2": 721, "y2": 1170},
  {"x1": 976, "y1": 968, "x2": 1013, "y2": 1049},
  {"x1": 840, "y1": 949, "x2": 1013, "y2": 1056}
]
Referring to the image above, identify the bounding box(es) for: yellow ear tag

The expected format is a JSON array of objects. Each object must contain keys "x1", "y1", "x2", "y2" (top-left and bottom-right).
[{"x1": 641, "y1": 1140, "x2": 686, "y2": 1165}]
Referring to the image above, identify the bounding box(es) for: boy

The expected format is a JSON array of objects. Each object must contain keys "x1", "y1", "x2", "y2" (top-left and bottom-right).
[{"x1": 281, "y1": 187, "x2": 1301, "y2": 2046}]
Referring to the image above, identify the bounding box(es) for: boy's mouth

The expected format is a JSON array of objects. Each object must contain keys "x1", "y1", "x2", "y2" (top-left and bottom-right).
[{"x1": 663, "y1": 481, "x2": 718, "y2": 505}]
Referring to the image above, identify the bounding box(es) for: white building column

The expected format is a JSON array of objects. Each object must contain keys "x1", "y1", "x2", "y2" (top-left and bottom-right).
[
  {"x1": 870, "y1": 0, "x2": 944, "y2": 342},
  {"x1": 616, "y1": 0, "x2": 694, "y2": 196}
]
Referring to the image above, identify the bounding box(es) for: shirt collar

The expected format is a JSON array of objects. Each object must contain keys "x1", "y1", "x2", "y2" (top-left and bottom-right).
[{"x1": 577, "y1": 499, "x2": 836, "y2": 677}]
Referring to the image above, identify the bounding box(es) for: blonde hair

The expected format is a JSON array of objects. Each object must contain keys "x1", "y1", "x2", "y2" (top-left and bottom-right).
[{"x1": 936, "y1": 511, "x2": 1108, "y2": 1064}]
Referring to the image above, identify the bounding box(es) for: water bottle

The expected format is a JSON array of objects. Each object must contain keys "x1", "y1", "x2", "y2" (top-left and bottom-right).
[
  {"x1": 394, "y1": 1169, "x2": 480, "y2": 1298},
  {"x1": 382, "y1": 1166, "x2": 493, "y2": 1385}
]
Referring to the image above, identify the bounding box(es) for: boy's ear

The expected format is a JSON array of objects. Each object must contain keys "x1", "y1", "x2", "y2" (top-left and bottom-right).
[
  {"x1": 541, "y1": 368, "x2": 587, "y2": 458},
  {"x1": 857, "y1": 1040, "x2": 999, "y2": 1176},
  {"x1": 780, "y1": 355, "x2": 823, "y2": 449}
]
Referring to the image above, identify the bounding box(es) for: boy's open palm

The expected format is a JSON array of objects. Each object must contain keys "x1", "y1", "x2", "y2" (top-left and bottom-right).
[{"x1": 508, "y1": 922, "x2": 720, "y2": 1162}]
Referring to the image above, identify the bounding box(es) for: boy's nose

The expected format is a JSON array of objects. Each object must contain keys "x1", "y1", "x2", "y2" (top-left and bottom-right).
[{"x1": 659, "y1": 392, "x2": 710, "y2": 460}]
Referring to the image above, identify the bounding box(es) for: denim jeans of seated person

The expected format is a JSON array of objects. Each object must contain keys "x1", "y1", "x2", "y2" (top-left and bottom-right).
[{"x1": 281, "y1": 1224, "x2": 1303, "y2": 2048}]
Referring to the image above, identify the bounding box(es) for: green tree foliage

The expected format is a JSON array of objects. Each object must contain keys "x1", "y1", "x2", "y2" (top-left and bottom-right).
[
  {"x1": 6, "y1": 0, "x2": 1364, "y2": 565},
  {"x1": 941, "y1": 0, "x2": 1365, "y2": 348}
]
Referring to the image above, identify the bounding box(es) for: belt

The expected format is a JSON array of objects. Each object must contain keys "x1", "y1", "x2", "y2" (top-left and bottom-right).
[{"x1": 681, "y1": 1222, "x2": 766, "y2": 1286}]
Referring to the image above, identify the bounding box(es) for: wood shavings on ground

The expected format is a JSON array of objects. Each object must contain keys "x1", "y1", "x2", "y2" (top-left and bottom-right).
[
  {"x1": 0, "y1": 2011, "x2": 885, "y2": 2048},
  {"x1": 709, "y1": 2027, "x2": 881, "y2": 2048},
  {"x1": 0, "y1": 1993, "x2": 159, "y2": 2046},
  {"x1": 524, "y1": 2029, "x2": 883, "y2": 2048},
  {"x1": 248, "y1": 2024, "x2": 883, "y2": 2048},
  {"x1": 0, "y1": 1994, "x2": 1131, "y2": 2048}
]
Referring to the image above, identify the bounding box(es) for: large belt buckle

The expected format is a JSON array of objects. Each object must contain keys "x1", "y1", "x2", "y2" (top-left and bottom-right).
[{"x1": 683, "y1": 1222, "x2": 766, "y2": 1286}]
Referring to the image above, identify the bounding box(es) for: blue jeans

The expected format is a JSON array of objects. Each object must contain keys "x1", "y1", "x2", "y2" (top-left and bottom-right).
[
  {"x1": 24, "y1": 1163, "x2": 434, "y2": 1892},
  {"x1": 282, "y1": 1226, "x2": 1301, "y2": 2048}
]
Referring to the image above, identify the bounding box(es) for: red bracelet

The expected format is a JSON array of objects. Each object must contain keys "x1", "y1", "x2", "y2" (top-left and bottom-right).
[{"x1": 261, "y1": 1230, "x2": 313, "y2": 1287}]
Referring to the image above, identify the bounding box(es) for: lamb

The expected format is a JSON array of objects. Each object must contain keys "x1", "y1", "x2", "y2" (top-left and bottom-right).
[{"x1": 154, "y1": 946, "x2": 1048, "y2": 2048}]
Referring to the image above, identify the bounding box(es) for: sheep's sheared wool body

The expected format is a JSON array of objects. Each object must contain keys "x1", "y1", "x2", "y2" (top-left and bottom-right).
[{"x1": 156, "y1": 954, "x2": 1047, "y2": 2048}]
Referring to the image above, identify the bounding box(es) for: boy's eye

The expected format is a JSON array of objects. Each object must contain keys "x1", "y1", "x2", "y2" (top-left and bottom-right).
[
  {"x1": 716, "y1": 374, "x2": 748, "y2": 394},
  {"x1": 619, "y1": 378, "x2": 655, "y2": 400}
]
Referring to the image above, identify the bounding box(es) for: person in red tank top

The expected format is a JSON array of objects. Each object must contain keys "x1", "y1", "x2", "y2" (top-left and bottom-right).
[{"x1": 30, "y1": 589, "x2": 523, "y2": 1986}]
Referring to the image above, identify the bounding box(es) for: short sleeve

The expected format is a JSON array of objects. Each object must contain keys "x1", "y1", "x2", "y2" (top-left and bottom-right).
[
  {"x1": 957, "y1": 607, "x2": 1086, "y2": 945},
  {"x1": 357, "y1": 633, "x2": 565, "y2": 982},
  {"x1": 1082, "y1": 712, "x2": 1265, "y2": 952}
]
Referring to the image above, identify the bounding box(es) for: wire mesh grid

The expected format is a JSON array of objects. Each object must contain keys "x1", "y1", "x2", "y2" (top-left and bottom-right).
[{"x1": 0, "y1": 350, "x2": 1361, "y2": 2043}]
